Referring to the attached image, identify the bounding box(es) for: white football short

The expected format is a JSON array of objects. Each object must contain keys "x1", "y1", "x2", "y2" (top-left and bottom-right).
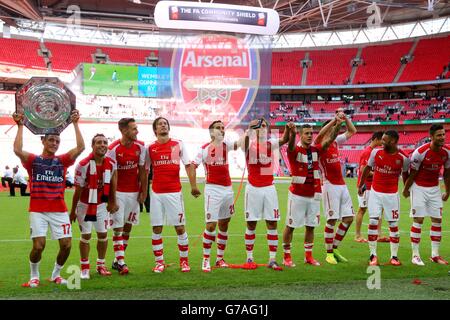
[
  {"x1": 322, "y1": 182, "x2": 354, "y2": 220},
  {"x1": 150, "y1": 191, "x2": 186, "y2": 226},
  {"x1": 244, "y1": 183, "x2": 280, "y2": 222},
  {"x1": 29, "y1": 212, "x2": 72, "y2": 240},
  {"x1": 111, "y1": 192, "x2": 140, "y2": 228},
  {"x1": 285, "y1": 191, "x2": 320, "y2": 228},
  {"x1": 204, "y1": 184, "x2": 235, "y2": 223},
  {"x1": 368, "y1": 189, "x2": 400, "y2": 222},
  {"x1": 76, "y1": 202, "x2": 110, "y2": 234},
  {"x1": 410, "y1": 183, "x2": 443, "y2": 218},
  {"x1": 358, "y1": 189, "x2": 371, "y2": 209}
]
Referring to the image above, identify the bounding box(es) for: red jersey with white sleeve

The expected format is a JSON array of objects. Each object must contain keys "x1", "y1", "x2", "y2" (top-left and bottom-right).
[
  {"x1": 147, "y1": 138, "x2": 191, "y2": 193},
  {"x1": 410, "y1": 143, "x2": 450, "y2": 187},
  {"x1": 315, "y1": 134, "x2": 347, "y2": 185},
  {"x1": 357, "y1": 145, "x2": 378, "y2": 190},
  {"x1": 287, "y1": 145, "x2": 320, "y2": 197},
  {"x1": 74, "y1": 156, "x2": 117, "y2": 204},
  {"x1": 368, "y1": 148, "x2": 409, "y2": 193},
  {"x1": 246, "y1": 138, "x2": 279, "y2": 187},
  {"x1": 107, "y1": 140, "x2": 146, "y2": 193},
  {"x1": 193, "y1": 141, "x2": 233, "y2": 187},
  {"x1": 22, "y1": 153, "x2": 75, "y2": 212}
]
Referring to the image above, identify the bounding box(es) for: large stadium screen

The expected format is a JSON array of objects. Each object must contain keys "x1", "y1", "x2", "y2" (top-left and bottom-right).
[{"x1": 82, "y1": 63, "x2": 172, "y2": 98}]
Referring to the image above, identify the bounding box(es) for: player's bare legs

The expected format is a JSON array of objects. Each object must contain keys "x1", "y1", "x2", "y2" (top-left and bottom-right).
[
  {"x1": 152, "y1": 225, "x2": 165, "y2": 272},
  {"x1": 175, "y1": 225, "x2": 190, "y2": 272},
  {"x1": 282, "y1": 226, "x2": 295, "y2": 267},
  {"x1": 304, "y1": 226, "x2": 320, "y2": 266},
  {"x1": 244, "y1": 221, "x2": 257, "y2": 268},
  {"x1": 266, "y1": 220, "x2": 282, "y2": 270}
]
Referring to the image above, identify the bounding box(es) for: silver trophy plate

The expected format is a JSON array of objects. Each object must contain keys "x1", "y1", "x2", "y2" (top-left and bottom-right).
[{"x1": 15, "y1": 77, "x2": 75, "y2": 135}]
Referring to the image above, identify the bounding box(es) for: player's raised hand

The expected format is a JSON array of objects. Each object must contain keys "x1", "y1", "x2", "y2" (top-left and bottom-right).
[
  {"x1": 191, "y1": 186, "x2": 201, "y2": 198},
  {"x1": 286, "y1": 121, "x2": 296, "y2": 131},
  {"x1": 442, "y1": 191, "x2": 449, "y2": 202},
  {"x1": 70, "y1": 109, "x2": 80, "y2": 123},
  {"x1": 12, "y1": 111, "x2": 24, "y2": 126},
  {"x1": 402, "y1": 188, "x2": 410, "y2": 199}
]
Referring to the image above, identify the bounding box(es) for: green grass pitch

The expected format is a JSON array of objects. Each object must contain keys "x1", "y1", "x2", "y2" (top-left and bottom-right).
[
  {"x1": 82, "y1": 64, "x2": 138, "y2": 96},
  {"x1": 0, "y1": 179, "x2": 449, "y2": 300}
]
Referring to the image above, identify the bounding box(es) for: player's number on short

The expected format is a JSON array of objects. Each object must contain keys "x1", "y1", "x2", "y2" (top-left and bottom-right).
[
  {"x1": 273, "y1": 209, "x2": 280, "y2": 219},
  {"x1": 392, "y1": 210, "x2": 399, "y2": 219},
  {"x1": 128, "y1": 212, "x2": 137, "y2": 223},
  {"x1": 229, "y1": 204, "x2": 235, "y2": 215},
  {"x1": 62, "y1": 223, "x2": 71, "y2": 235},
  {"x1": 178, "y1": 213, "x2": 184, "y2": 223}
]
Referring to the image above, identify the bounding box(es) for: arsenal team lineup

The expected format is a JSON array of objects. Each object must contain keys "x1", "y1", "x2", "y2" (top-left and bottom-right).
[{"x1": 11, "y1": 107, "x2": 450, "y2": 287}]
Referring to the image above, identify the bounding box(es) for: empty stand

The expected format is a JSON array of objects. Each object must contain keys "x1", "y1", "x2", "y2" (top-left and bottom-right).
[
  {"x1": 354, "y1": 42, "x2": 412, "y2": 84},
  {"x1": 400, "y1": 35, "x2": 450, "y2": 82},
  {"x1": 307, "y1": 48, "x2": 357, "y2": 85},
  {"x1": 0, "y1": 38, "x2": 45, "y2": 68},
  {"x1": 271, "y1": 51, "x2": 305, "y2": 85}
]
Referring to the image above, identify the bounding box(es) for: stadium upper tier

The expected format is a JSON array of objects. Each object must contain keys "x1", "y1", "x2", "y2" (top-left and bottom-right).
[{"x1": 0, "y1": 35, "x2": 448, "y2": 84}]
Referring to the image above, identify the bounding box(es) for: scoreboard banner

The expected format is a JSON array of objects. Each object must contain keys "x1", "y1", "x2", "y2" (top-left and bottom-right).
[{"x1": 155, "y1": 1, "x2": 279, "y2": 36}]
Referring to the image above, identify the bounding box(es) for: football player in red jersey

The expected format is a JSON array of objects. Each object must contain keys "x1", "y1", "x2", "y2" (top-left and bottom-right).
[
  {"x1": 107, "y1": 118, "x2": 148, "y2": 275},
  {"x1": 314, "y1": 109, "x2": 357, "y2": 264},
  {"x1": 13, "y1": 110, "x2": 85, "y2": 288},
  {"x1": 359, "y1": 130, "x2": 409, "y2": 266},
  {"x1": 403, "y1": 124, "x2": 450, "y2": 265},
  {"x1": 147, "y1": 117, "x2": 201, "y2": 273}
]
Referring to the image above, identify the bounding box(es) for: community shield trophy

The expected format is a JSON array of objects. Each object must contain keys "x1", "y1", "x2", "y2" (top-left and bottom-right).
[{"x1": 15, "y1": 77, "x2": 75, "y2": 135}]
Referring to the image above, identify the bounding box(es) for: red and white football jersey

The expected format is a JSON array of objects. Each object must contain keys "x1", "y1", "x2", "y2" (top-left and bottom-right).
[
  {"x1": 74, "y1": 156, "x2": 117, "y2": 205},
  {"x1": 246, "y1": 138, "x2": 279, "y2": 187},
  {"x1": 315, "y1": 134, "x2": 347, "y2": 185},
  {"x1": 193, "y1": 141, "x2": 233, "y2": 187},
  {"x1": 410, "y1": 143, "x2": 450, "y2": 187},
  {"x1": 368, "y1": 148, "x2": 409, "y2": 193},
  {"x1": 147, "y1": 139, "x2": 191, "y2": 193},
  {"x1": 107, "y1": 140, "x2": 146, "y2": 193}
]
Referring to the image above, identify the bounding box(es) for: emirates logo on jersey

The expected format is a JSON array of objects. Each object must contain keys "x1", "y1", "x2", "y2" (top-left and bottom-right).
[{"x1": 172, "y1": 34, "x2": 260, "y2": 129}]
